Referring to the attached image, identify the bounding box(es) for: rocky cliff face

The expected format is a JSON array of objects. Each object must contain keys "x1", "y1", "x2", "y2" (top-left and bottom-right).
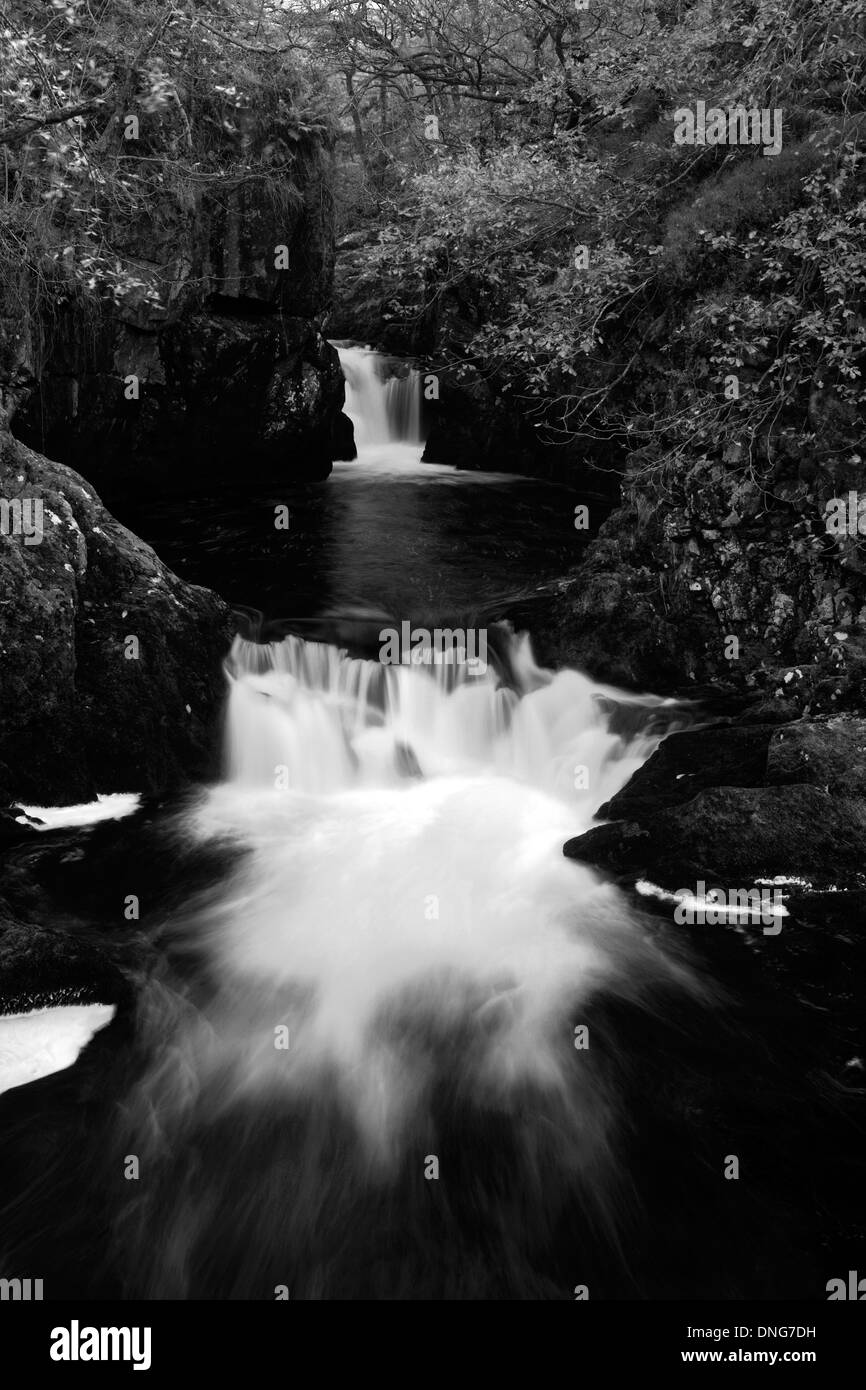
[
  {"x1": 12, "y1": 304, "x2": 352, "y2": 491},
  {"x1": 0, "y1": 66, "x2": 355, "y2": 804},
  {"x1": 538, "y1": 442, "x2": 866, "y2": 715},
  {"x1": 0, "y1": 427, "x2": 233, "y2": 806},
  {"x1": 2, "y1": 96, "x2": 354, "y2": 490}
]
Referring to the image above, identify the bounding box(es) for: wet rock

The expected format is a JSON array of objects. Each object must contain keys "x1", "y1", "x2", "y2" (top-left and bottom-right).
[
  {"x1": 596, "y1": 723, "x2": 775, "y2": 820},
  {"x1": 659, "y1": 784, "x2": 866, "y2": 882},
  {"x1": 566, "y1": 716, "x2": 866, "y2": 888},
  {"x1": 13, "y1": 310, "x2": 353, "y2": 491},
  {"x1": 421, "y1": 368, "x2": 542, "y2": 474},
  {"x1": 766, "y1": 716, "x2": 866, "y2": 796},
  {"x1": 3, "y1": 97, "x2": 351, "y2": 488},
  {"x1": 0, "y1": 809, "x2": 39, "y2": 848},
  {"x1": 0, "y1": 430, "x2": 233, "y2": 805},
  {"x1": 550, "y1": 453, "x2": 866, "y2": 707},
  {"x1": 0, "y1": 898, "x2": 132, "y2": 1015},
  {"x1": 539, "y1": 548, "x2": 712, "y2": 690}
]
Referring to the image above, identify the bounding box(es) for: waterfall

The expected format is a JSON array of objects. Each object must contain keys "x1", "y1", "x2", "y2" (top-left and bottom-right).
[
  {"x1": 336, "y1": 344, "x2": 424, "y2": 454},
  {"x1": 0, "y1": 624, "x2": 707, "y2": 1298},
  {"x1": 222, "y1": 629, "x2": 668, "y2": 804},
  {"x1": 105, "y1": 627, "x2": 703, "y2": 1299}
]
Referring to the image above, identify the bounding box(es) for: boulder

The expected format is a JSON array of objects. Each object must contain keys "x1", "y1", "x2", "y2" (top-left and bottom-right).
[
  {"x1": 15, "y1": 309, "x2": 354, "y2": 490},
  {"x1": 2, "y1": 93, "x2": 354, "y2": 488},
  {"x1": 565, "y1": 715, "x2": 866, "y2": 889},
  {"x1": 0, "y1": 429, "x2": 233, "y2": 805},
  {"x1": 766, "y1": 716, "x2": 866, "y2": 797}
]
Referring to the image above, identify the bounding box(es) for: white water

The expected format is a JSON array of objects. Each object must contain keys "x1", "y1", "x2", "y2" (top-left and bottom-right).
[
  {"x1": 336, "y1": 344, "x2": 425, "y2": 462},
  {"x1": 0, "y1": 1004, "x2": 115, "y2": 1096},
  {"x1": 15, "y1": 793, "x2": 141, "y2": 830},
  {"x1": 101, "y1": 352, "x2": 701, "y2": 1293},
  {"x1": 143, "y1": 629, "x2": 696, "y2": 1170},
  {"x1": 223, "y1": 630, "x2": 663, "y2": 804},
  {"x1": 5, "y1": 352, "x2": 697, "y2": 1218},
  {"x1": 53, "y1": 364, "x2": 705, "y2": 1295}
]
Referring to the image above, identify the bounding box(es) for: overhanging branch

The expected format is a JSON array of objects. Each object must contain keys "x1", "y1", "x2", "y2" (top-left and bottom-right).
[{"x1": 0, "y1": 99, "x2": 108, "y2": 149}]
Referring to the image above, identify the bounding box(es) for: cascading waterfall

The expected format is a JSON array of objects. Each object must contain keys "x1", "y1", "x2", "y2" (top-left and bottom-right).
[
  {"x1": 337, "y1": 344, "x2": 424, "y2": 454},
  {"x1": 223, "y1": 630, "x2": 667, "y2": 803},
  {"x1": 114, "y1": 629, "x2": 704, "y2": 1297},
  {"x1": 0, "y1": 338, "x2": 708, "y2": 1299}
]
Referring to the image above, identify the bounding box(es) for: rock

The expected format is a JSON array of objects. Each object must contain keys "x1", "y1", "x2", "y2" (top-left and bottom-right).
[
  {"x1": 417, "y1": 366, "x2": 536, "y2": 473},
  {"x1": 0, "y1": 792, "x2": 243, "y2": 932},
  {"x1": 420, "y1": 367, "x2": 605, "y2": 481},
  {"x1": 0, "y1": 430, "x2": 234, "y2": 805},
  {"x1": 766, "y1": 717, "x2": 866, "y2": 796},
  {"x1": 739, "y1": 695, "x2": 803, "y2": 724},
  {"x1": 565, "y1": 715, "x2": 866, "y2": 889},
  {"x1": 12, "y1": 310, "x2": 353, "y2": 493},
  {"x1": 596, "y1": 723, "x2": 775, "y2": 820},
  {"x1": 548, "y1": 455, "x2": 866, "y2": 707},
  {"x1": 538, "y1": 544, "x2": 713, "y2": 690},
  {"x1": 564, "y1": 819, "x2": 652, "y2": 875},
  {"x1": 0, "y1": 902, "x2": 130, "y2": 1016},
  {"x1": 659, "y1": 784, "x2": 866, "y2": 881},
  {"x1": 2, "y1": 92, "x2": 352, "y2": 488},
  {"x1": 0, "y1": 808, "x2": 39, "y2": 848}
]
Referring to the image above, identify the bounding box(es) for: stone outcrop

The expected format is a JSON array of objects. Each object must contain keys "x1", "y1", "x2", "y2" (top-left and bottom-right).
[
  {"x1": 0, "y1": 427, "x2": 233, "y2": 805},
  {"x1": 565, "y1": 714, "x2": 866, "y2": 889},
  {"x1": 2, "y1": 92, "x2": 354, "y2": 489},
  {"x1": 540, "y1": 449, "x2": 866, "y2": 711},
  {"x1": 12, "y1": 306, "x2": 353, "y2": 489}
]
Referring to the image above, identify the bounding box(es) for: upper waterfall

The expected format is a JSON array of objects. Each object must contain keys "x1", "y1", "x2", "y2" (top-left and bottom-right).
[{"x1": 336, "y1": 344, "x2": 425, "y2": 454}]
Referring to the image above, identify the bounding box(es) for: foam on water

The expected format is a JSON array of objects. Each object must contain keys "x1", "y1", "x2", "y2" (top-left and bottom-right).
[
  {"x1": 15, "y1": 793, "x2": 141, "y2": 830},
  {"x1": 0, "y1": 1004, "x2": 116, "y2": 1096},
  {"x1": 135, "y1": 631, "x2": 696, "y2": 1175}
]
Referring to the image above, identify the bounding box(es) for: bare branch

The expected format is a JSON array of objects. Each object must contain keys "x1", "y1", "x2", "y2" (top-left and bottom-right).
[{"x1": 0, "y1": 98, "x2": 108, "y2": 150}]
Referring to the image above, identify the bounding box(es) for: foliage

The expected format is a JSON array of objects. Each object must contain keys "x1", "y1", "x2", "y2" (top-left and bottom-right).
[
  {"x1": 0, "y1": 0, "x2": 329, "y2": 325},
  {"x1": 2, "y1": 0, "x2": 864, "y2": 485},
  {"x1": 311, "y1": 0, "x2": 865, "y2": 480}
]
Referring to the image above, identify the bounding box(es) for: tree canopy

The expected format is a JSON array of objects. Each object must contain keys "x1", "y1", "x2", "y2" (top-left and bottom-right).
[{"x1": 2, "y1": 0, "x2": 864, "y2": 478}]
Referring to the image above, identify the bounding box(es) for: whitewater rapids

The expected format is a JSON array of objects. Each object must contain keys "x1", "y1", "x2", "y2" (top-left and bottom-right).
[{"x1": 128, "y1": 633, "x2": 698, "y2": 1177}]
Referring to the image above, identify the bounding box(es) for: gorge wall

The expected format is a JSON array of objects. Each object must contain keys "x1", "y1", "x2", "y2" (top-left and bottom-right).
[
  {"x1": 0, "y1": 11, "x2": 352, "y2": 804},
  {"x1": 0, "y1": 429, "x2": 233, "y2": 807},
  {"x1": 1, "y1": 34, "x2": 353, "y2": 491}
]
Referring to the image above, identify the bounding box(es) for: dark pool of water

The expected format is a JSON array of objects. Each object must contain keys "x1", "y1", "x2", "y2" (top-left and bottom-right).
[{"x1": 106, "y1": 452, "x2": 607, "y2": 629}]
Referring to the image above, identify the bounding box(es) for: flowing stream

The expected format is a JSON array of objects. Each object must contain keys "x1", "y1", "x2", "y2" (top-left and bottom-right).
[{"x1": 0, "y1": 347, "x2": 712, "y2": 1300}]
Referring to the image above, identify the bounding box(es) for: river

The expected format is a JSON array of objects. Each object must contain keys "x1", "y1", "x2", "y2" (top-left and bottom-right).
[{"x1": 0, "y1": 348, "x2": 834, "y2": 1302}]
